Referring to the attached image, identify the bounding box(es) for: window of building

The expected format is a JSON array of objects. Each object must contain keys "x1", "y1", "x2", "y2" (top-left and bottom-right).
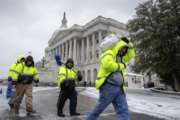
[
  {"x1": 90, "y1": 51, "x2": 92, "y2": 60},
  {"x1": 102, "y1": 31, "x2": 108, "y2": 39},
  {"x1": 95, "y1": 32, "x2": 99, "y2": 44},
  {"x1": 93, "y1": 69, "x2": 97, "y2": 81},
  {"x1": 96, "y1": 50, "x2": 99, "y2": 58},
  {"x1": 89, "y1": 35, "x2": 93, "y2": 46},
  {"x1": 88, "y1": 70, "x2": 91, "y2": 83}
]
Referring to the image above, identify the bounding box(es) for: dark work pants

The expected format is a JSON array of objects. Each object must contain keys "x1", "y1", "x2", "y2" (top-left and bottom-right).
[{"x1": 57, "y1": 89, "x2": 77, "y2": 115}]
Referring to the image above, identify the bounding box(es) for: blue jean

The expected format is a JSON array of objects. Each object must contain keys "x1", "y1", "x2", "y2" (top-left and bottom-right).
[
  {"x1": 86, "y1": 83, "x2": 130, "y2": 120},
  {"x1": 6, "y1": 77, "x2": 13, "y2": 98}
]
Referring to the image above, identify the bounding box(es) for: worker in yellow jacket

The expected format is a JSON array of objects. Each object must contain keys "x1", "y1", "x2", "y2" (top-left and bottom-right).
[
  {"x1": 14, "y1": 55, "x2": 39, "y2": 116},
  {"x1": 6, "y1": 54, "x2": 25, "y2": 109},
  {"x1": 87, "y1": 35, "x2": 135, "y2": 120},
  {"x1": 56, "y1": 58, "x2": 82, "y2": 117}
]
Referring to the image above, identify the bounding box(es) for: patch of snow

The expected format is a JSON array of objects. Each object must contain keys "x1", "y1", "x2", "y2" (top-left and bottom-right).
[
  {"x1": 80, "y1": 87, "x2": 180, "y2": 120},
  {"x1": 33, "y1": 87, "x2": 57, "y2": 93},
  {"x1": 127, "y1": 95, "x2": 180, "y2": 120},
  {"x1": 80, "y1": 87, "x2": 99, "y2": 99}
]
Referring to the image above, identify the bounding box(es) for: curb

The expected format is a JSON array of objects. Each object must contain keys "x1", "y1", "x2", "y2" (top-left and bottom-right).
[{"x1": 150, "y1": 88, "x2": 180, "y2": 95}]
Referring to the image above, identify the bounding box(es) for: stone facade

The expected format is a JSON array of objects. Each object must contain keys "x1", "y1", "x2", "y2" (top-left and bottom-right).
[{"x1": 43, "y1": 14, "x2": 145, "y2": 88}]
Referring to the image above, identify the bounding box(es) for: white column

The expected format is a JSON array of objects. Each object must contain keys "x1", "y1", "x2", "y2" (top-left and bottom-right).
[
  {"x1": 65, "y1": 42, "x2": 68, "y2": 61},
  {"x1": 85, "y1": 70, "x2": 87, "y2": 82},
  {"x1": 98, "y1": 31, "x2": 102, "y2": 58},
  {"x1": 92, "y1": 33, "x2": 96, "y2": 60},
  {"x1": 59, "y1": 45, "x2": 62, "y2": 58},
  {"x1": 73, "y1": 38, "x2": 77, "y2": 64},
  {"x1": 51, "y1": 50, "x2": 53, "y2": 60},
  {"x1": 86, "y1": 36, "x2": 90, "y2": 62},
  {"x1": 76, "y1": 40, "x2": 80, "y2": 63},
  {"x1": 69, "y1": 40, "x2": 72, "y2": 58},
  {"x1": 55, "y1": 47, "x2": 57, "y2": 55},
  {"x1": 62, "y1": 44, "x2": 64, "y2": 61},
  {"x1": 57, "y1": 46, "x2": 59, "y2": 57},
  {"x1": 91, "y1": 69, "x2": 94, "y2": 83},
  {"x1": 57, "y1": 46, "x2": 59, "y2": 55},
  {"x1": 98, "y1": 31, "x2": 102, "y2": 43},
  {"x1": 53, "y1": 48, "x2": 56, "y2": 56},
  {"x1": 52, "y1": 49, "x2": 55, "y2": 59},
  {"x1": 81, "y1": 39, "x2": 84, "y2": 63}
]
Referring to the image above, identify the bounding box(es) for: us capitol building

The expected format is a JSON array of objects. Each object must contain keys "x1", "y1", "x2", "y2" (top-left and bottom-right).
[{"x1": 40, "y1": 13, "x2": 147, "y2": 88}]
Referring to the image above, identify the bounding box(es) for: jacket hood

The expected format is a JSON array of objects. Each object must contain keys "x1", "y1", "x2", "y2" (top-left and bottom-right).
[
  {"x1": 112, "y1": 40, "x2": 129, "y2": 56},
  {"x1": 16, "y1": 54, "x2": 26, "y2": 63}
]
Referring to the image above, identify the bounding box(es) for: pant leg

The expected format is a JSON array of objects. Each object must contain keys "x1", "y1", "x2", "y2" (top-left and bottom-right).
[
  {"x1": 14, "y1": 84, "x2": 25, "y2": 113},
  {"x1": 69, "y1": 90, "x2": 77, "y2": 114},
  {"x1": 6, "y1": 77, "x2": 13, "y2": 98},
  {"x1": 25, "y1": 84, "x2": 33, "y2": 112},
  {"x1": 86, "y1": 84, "x2": 118, "y2": 120},
  {"x1": 8, "y1": 88, "x2": 16, "y2": 108},
  {"x1": 112, "y1": 90, "x2": 130, "y2": 120},
  {"x1": 57, "y1": 90, "x2": 68, "y2": 114}
]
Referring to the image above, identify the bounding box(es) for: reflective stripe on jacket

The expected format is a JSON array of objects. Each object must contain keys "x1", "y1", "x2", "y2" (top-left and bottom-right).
[
  {"x1": 56, "y1": 66, "x2": 77, "y2": 88},
  {"x1": 16, "y1": 63, "x2": 39, "y2": 82}
]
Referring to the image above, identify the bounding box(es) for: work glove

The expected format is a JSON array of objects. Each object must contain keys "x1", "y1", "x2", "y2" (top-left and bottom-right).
[
  {"x1": 77, "y1": 71, "x2": 83, "y2": 81},
  {"x1": 118, "y1": 63, "x2": 126, "y2": 71}
]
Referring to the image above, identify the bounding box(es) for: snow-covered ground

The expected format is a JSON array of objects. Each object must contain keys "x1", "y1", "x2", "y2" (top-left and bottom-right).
[
  {"x1": 1, "y1": 85, "x2": 180, "y2": 120},
  {"x1": 80, "y1": 87, "x2": 180, "y2": 120}
]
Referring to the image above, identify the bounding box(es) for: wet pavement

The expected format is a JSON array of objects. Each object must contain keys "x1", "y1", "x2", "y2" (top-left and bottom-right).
[{"x1": 0, "y1": 88, "x2": 166, "y2": 120}]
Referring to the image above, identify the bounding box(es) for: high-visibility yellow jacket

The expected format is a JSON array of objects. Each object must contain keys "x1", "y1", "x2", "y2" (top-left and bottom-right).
[
  {"x1": 8, "y1": 54, "x2": 25, "y2": 81},
  {"x1": 16, "y1": 64, "x2": 39, "y2": 82},
  {"x1": 56, "y1": 66, "x2": 77, "y2": 88},
  {"x1": 96, "y1": 40, "x2": 135, "y2": 89}
]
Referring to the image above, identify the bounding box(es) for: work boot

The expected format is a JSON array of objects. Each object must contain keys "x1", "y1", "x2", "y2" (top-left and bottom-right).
[
  {"x1": 57, "y1": 113, "x2": 65, "y2": 117},
  {"x1": 70, "y1": 112, "x2": 80, "y2": 116},
  {"x1": 26, "y1": 110, "x2": 37, "y2": 116},
  {"x1": 9, "y1": 103, "x2": 14, "y2": 109}
]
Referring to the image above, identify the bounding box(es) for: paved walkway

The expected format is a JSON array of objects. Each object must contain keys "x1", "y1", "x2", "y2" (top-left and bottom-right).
[{"x1": 0, "y1": 88, "x2": 166, "y2": 120}]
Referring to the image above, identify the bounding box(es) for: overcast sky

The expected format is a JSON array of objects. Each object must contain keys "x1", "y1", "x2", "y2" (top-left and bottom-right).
[{"x1": 0, "y1": 0, "x2": 145, "y2": 78}]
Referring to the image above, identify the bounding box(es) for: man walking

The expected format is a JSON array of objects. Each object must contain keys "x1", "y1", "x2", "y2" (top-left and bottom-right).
[
  {"x1": 6, "y1": 54, "x2": 25, "y2": 110},
  {"x1": 14, "y1": 55, "x2": 39, "y2": 116},
  {"x1": 87, "y1": 34, "x2": 135, "y2": 120},
  {"x1": 56, "y1": 58, "x2": 82, "y2": 117}
]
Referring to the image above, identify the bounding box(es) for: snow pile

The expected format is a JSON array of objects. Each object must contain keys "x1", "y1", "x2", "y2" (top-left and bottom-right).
[{"x1": 81, "y1": 87, "x2": 180, "y2": 120}]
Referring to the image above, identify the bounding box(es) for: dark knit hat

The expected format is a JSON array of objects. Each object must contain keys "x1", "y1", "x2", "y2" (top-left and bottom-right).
[
  {"x1": 25, "y1": 55, "x2": 34, "y2": 66},
  {"x1": 66, "y1": 58, "x2": 74, "y2": 65}
]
